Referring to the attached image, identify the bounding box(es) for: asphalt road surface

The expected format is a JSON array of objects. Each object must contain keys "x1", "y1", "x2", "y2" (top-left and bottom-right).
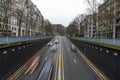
[
  {"x1": 8, "y1": 36, "x2": 107, "y2": 80},
  {"x1": 62, "y1": 36, "x2": 101, "y2": 80}
]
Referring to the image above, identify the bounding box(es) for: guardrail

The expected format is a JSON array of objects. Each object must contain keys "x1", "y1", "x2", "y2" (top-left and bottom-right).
[
  {"x1": 71, "y1": 37, "x2": 120, "y2": 45},
  {"x1": 0, "y1": 36, "x2": 52, "y2": 44}
]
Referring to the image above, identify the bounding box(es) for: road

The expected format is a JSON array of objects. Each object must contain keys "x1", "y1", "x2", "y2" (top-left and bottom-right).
[
  {"x1": 62, "y1": 37, "x2": 102, "y2": 80},
  {"x1": 8, "y1": 36, "x2": 107, "y2": 80}
]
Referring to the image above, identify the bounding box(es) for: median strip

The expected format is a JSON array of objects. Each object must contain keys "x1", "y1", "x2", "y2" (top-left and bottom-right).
[{"x1": 57, "y1": 37, "x2": 62, "y2": 80}]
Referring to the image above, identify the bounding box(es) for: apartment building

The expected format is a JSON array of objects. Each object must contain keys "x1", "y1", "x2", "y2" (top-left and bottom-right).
[
  {"x1": 0, "y1": 0, "x2": 44, "y2": 37},
  {"x1": 0, "y1": 0, "x2": 12, "y2": 37},
  {"x1": 115, "y1": 0, "x2": 120, "y2": 38},
  {"x1": 80, "y1": 14, "x2": 96, "y2": 37},
  {"x1": 98, "y1": 0, "x2": 120, "y2": 38}
]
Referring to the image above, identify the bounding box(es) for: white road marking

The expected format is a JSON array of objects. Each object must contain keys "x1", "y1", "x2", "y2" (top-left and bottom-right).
[
  {"x1": 73, "y1": 59, "x2": 77, "y2": 64},
  {"x1": 44, "y1": 57, "x2": 48, "y2": 61},
  {"x1": 68, "y1": 48, "x2": 71, "y2": 51},
  {"x1": 54, "y1": 47, "x2": 59, "y2": 80},
  {"x1": 37, "y1": 67, "x2": 44, "y2": 80}
]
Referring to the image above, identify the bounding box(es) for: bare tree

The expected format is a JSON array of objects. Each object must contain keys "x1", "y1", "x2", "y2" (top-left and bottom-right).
[
  {"x1": 41, "y1": 15, "x2": 44, "y2": 35},
  {"x1": 104, "y1": 8, "x2": 114, "y2": 38},
  {"x1": 67, "y1": 21, "x2": 79, "y2": 36},
  {"x1": 76, "y1": 14, "x2": 86, "y2": 36},
  {"x1": 17, "y1": 7, "x2": 25, "y2": 37},
  {"x1": 69, "y1": 14, "x2": 86, "y2": 36},
  {"x1": 44, "y1": 19, "x2": 53, "y2": 35},
  {"x1": 98, "y1": 0, "x2": 115, "y2": 38},
  {"x1": 1, "y1": 0, "x2": 13, "y2": 37},
  {"x1": 86, "y1": 0, "x2": 101, "y2": 37}
]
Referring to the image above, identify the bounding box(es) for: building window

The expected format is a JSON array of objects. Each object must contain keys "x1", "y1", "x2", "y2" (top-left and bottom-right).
[
  {"x1": 0, "y1": 24, "x2": 1, "y2": 29},
  {"x1": 0, "y1": 18, "x2": 1, "y2": 22}
]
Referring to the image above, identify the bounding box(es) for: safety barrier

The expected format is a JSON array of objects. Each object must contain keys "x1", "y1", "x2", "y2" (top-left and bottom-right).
[{"x1": 71, "y1": 37, "x2": 120, "y2": 45}]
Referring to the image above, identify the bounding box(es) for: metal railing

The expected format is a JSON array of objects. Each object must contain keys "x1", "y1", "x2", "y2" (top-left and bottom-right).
[
  {"x1": 0, "y1": 36, "x2": 52, "y2": 44},
  {"x1": 72, "y1": 37, "x2": 120, "y2": 45}
]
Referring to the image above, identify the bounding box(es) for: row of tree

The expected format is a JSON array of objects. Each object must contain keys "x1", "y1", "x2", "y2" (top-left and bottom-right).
[
  {"x1": 66, "y1": 0, "x2": 100, "y2": 37},
  {"x1": 67, "y1": 0, "x2": 116, "y2": 38},
  {"x1": 44, "y1": 19, "x2": 66, "y2": 36}
]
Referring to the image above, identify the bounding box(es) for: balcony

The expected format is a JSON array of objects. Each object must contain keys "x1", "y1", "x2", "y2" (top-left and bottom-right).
[
  {"x1": 116, "y1": 8, "x2": 120, "y2": 13},
  {"x1": 116, "y1": 3, "x2": 120, "y2": 13},
  {"x1": 116, "y1": 14, "x2": 120, "y2": 20},
  {"x1": 116, "y1": 21, "x2": 120, "y2": 26}
]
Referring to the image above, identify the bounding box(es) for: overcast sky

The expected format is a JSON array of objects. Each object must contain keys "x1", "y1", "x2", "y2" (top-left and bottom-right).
[{"x1": 31, "y1": 0, "x2": 90, "y2": 27}]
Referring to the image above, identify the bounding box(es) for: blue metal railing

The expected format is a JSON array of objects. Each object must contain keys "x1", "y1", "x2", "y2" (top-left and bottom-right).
[
  {"x1": 72, "y1": 37, "x2": 120, "y2": 45},
  {"x1": 0, "y1": 36, "x2": 52, "y2": 44}
]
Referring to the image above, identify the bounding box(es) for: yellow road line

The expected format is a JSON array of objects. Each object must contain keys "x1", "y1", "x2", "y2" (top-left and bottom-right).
[
  {"x1": 25, "y1": 64, "x2": 32, "y2": 74},
  {"x1": 48, "y1": 67, "x2": 53, "y2": 80},
  {"x1": 30, "y1": 62, "x2": 39, "y2": 74},
  {"x1": 57, "y1": 37, "x2": 62, "y2": 80},
  {"x1": 58, "y1": 59, "x2": 62, "y2": 68},
  {"x1": 37, "y1": 67, "x2": 45, "y2": 80},
  {"x1": 9, "y1": 65, "x2": 26, "y2": 80},
  {"x1": 58, "y1": 77, "x2": 61, "y2": 80}
]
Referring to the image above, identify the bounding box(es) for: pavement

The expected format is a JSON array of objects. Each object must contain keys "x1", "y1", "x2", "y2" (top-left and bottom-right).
[{"x1": 7, "y1": 36, "x2": 108, "y2": 80}]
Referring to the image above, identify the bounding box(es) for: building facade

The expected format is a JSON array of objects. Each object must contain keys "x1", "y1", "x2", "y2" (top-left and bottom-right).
[
  {"x1": 80, "y1": 14, "x2": 96, "y2": 37},
  {"x1": 98, "y1": 0, "x2": 120, "y2": 38},
  {"x1": 0, "y1": 0, "x2": 44, "y2": 37},
  {"x1": 115, "y1": 0, "x2": 120, "y2": 38}
]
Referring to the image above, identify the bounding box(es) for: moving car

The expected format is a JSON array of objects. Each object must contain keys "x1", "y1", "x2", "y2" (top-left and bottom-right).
[
  {"x1": 38, "y1": 59, "x2": 53, "y2": 80},
  {"x1": 47, "y1": 42, "x2": 53, "y2": 46},
  {"x1": 55, "y1": 39, "x2": 59, "y2": 44},
  {"x1": 51, "y1": 44, "x2": 57, "y2": 52},
  {"x1": 71, "y1": 44, "x2": 76, "y2": 52}
]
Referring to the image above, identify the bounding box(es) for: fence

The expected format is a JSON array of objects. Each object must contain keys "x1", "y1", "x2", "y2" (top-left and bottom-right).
[
  {"x1": 72, "y1": 37, "x2": 120, "y2": 45},
  {"x1": 0, "y1": 36, "x2": 52, "y2": 44}
]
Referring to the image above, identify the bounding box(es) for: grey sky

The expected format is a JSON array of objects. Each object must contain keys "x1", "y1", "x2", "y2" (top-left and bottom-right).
[{"x1": 31, "y1": 0, "x2": 89, "y2": 26}]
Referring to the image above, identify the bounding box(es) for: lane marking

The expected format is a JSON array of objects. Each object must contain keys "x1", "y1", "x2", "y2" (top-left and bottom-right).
[
  {"x1": 48, "y1": 67, "x2": 53, "y2": 80},
  {"x1": 73, "y1": 59, "x2": 77, "y2": 64},
  {"x1": 57, "y1": 37, "x2": 62, "y2": 80},
  {"x1": 54, "y1": 53, "x2": 58, "y2": 80},
  {"x1": 25, "y1": 55, "x2": 41, "y2": 74},
  {"x1": 37, "y1": 67, "x2": 45, "y2": 80},
  {"x1": 61, "y1": 38, "x2": 65, "y2": 80},
  {"x1": 54, "y1": 37, "x2": 61, "y2": 80},
  {"x1": 30, "y1": 62, "x2": 39, "y2": 74},
  {"x1": 44, "y1": 57, "x2": 48, "y2": 61},
  {"x1": 25, "y1": 64, "x2": 32, "y2": 74}
]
